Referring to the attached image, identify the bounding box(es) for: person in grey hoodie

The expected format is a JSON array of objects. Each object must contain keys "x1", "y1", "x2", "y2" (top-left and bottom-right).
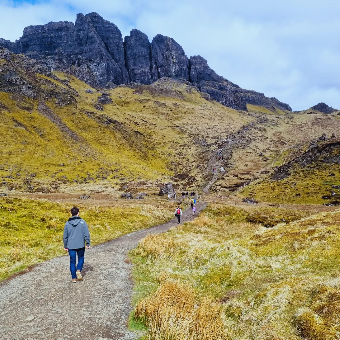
[{"x1": 63, "y1": 206, "x2": 91, "y2": 283}]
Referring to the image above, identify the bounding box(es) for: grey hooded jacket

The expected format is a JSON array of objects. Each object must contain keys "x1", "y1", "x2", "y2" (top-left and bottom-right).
[{"x1": 63, "y1": 216, "x2": 91, "y2": 249}]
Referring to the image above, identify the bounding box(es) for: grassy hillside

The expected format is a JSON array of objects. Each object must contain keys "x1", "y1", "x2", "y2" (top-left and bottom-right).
[
  {"x1": 211, "y1": 109, "x2": 339, "y2": 198},
  {"x1": 1, "y1": 49, "x2": 339, "y2": 204},
  {"x1": 240, "y1": 139, "x2": 340, "y2": 204},
  {"x1": 0, "y1": 49, "x2": 251, "y2": 194},
  {"x1": 241, "y1": 160, "x2": 340, "y2": 204},
  {"x1": 130, "y1": 203, "x2": 340, "y2": 339}
]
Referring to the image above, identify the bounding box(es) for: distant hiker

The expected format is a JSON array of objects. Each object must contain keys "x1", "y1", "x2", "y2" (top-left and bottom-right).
[
  {"x1": 190, "y1": 198, "x2": 194, "y2": 209},
  {"x1": 175, "y1": 206, "x2": 182, "y2": 224},
  {"x1": 192, "y1": 205, "x2": 196, "y2": 215},
  {"x1": 213, "y1": 168, "x2": 216, "y2": 174},
  {"x1": 63, "y1": 206, "x2": 91, "y2": 283}
]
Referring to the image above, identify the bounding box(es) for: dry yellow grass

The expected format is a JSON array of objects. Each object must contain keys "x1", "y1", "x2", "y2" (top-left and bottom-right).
[
  {"x1": 130, "y1": 204, "x2": 340, "y2": 339},
  {"x1": 135, "y1": 280, "x2": 226, "y2": 340}
]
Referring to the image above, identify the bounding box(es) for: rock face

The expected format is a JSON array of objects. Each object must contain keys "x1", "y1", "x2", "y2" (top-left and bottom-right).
[
  {"x1": 151, "y1": 35, "x2": 189, "y2": 81},
  {"x1": 0, "y1": 12, "x2": 292, "y2": 111},
  {"x1": 125, "y1": 29, "x2": 152, "y2": 84}
]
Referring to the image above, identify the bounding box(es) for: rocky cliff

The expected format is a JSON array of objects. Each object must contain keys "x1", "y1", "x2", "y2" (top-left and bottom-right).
[{"x1": 0, "y1": 12, "x2": 291, "y2": 111}]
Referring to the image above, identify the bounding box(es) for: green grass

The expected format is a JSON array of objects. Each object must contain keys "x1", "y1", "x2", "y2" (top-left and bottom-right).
[{"x1": 0, "y1": 197, "x2": 176, "y2": 282}]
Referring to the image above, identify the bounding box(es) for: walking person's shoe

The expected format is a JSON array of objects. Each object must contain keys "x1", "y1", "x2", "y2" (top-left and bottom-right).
[
  {"x1": 76, "y1": 270, "x2": 83, "y2": 281},
  {"x1": 72, "y1": 278, "x2": 77, "y2": 283}
]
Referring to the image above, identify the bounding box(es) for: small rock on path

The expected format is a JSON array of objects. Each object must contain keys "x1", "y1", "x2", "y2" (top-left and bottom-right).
[{"x1": 0, "y1": 202, "x2": 206, "y2": 340}]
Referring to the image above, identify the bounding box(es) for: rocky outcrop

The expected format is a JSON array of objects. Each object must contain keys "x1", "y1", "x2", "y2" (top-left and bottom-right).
[
  {"x1": 188, "y1": 55, "x2": 291, "y2": 111},
  {"x1": 0, "y1": 12, "x2": 292, "y2": 111},
  {"x1": 271, "y1": 140, "x2": 340, "y2": 181},
  {"x1": 310, "y1": 102, "x2": 336, "y2": 114},
  {"x1": 189, "y1": 55, "x2": 224, "y2": 83},
  {"x1": 241, "y1": 90, "x2": 292, "y2": 111},
  {"x1": 0, "y1": 48, "x2": 77, "y2": 106}
]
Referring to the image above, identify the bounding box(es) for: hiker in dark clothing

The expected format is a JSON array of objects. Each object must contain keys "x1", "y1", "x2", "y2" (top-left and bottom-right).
[
  {"x1": 63, "y1": 207, "x2": 91, "y2": 283},
  {"x1": 175, "y1": 206, "x2": 182, "y2": 224}
]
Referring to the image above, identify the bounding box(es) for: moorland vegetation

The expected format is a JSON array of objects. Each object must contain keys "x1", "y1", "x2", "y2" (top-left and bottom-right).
[
  {"x1": 130, "y1": 203, "x2": 340, "y2": 339},
  {"x1": 0, "y1": 47, "x2": 339, "y2": 339}
]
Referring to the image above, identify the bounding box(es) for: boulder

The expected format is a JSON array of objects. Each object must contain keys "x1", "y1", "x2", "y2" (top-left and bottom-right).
[
  {"x1": 79, "y1": 195, "x2": 90, "y2": 200},
  {"x1": 323, "y1": 201, "x2": 340, "y2": 206},
  {"x1": 97, "y1": 93, "x2": 113, "y2": 105},
  {"x1": 159, "y1": 182, "x2": 175, "y2": 196},
  {"x1": 242, "y1": 197, "x2": 258, "y2": 204},
  {"x1": 121, "y1": 192, "x2": 133, "y2": 199}
]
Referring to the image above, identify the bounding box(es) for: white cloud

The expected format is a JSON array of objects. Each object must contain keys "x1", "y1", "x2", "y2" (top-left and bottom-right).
[{"x1": 0, "y1": 0, "x2": 340, "y2": 110}]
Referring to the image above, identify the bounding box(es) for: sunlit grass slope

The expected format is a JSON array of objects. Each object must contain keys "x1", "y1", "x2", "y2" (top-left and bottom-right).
[
  {"x1": 0, "y1": 51, "x2": 251, "y2": 192},
  {"x1": 0, "y1": 196, "x2": 176, "y2": 282},
  {"x1": 130, "y1": 204, "x2": 340, "y2": 339}
]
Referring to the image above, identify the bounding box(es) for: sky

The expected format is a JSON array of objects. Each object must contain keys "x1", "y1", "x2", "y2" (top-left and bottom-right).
[{"x1": 1, "y1": 0, "x2": 340, "y2": 111}]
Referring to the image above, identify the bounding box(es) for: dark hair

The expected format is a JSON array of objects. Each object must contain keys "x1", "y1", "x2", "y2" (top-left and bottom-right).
[{"x1": 70, "y1": 206, "x2": 79, "y2": 216}]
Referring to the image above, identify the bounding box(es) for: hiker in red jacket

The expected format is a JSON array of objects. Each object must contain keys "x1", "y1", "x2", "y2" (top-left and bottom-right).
[{"x1": 174, "y1": 206, "x2": 182, "y2": 224}]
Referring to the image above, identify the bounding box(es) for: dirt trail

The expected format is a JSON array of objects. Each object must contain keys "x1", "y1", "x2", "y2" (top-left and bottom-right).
[{"x1": 0, "y1": 202, "x2": 207, "y2": 340}]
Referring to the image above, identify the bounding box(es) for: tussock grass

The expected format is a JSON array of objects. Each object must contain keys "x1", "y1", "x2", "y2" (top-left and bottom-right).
[
  {"x1": 130, "y1": 203, "x2": 340, "y2": 339},
  {"x1": 135, "y1": 280, "x2": 226, "y2": 340},
  {"x1": 0, "y1": 197, "x2": 175, "y2": 282}
]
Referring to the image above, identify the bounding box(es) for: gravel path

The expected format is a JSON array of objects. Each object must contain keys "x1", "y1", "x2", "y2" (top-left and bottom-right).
[{"x1": 0, "y1": 202, "x2": 207, "y2": 340}]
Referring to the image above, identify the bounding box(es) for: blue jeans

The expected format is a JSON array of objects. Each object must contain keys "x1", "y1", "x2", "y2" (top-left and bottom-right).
[{"x1": 68, "y1": 248, "x2": 85, "y2": 279}]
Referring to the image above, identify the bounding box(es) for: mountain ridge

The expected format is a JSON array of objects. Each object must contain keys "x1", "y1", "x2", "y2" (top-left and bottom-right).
[{"x1": 0, "y1": 12, "x2": 291, "y2": 112}]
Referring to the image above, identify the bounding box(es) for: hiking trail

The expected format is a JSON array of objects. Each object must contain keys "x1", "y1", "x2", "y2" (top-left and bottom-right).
[{"x1": 0, "y1": 202, "x2": 207, "y2": 340}]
